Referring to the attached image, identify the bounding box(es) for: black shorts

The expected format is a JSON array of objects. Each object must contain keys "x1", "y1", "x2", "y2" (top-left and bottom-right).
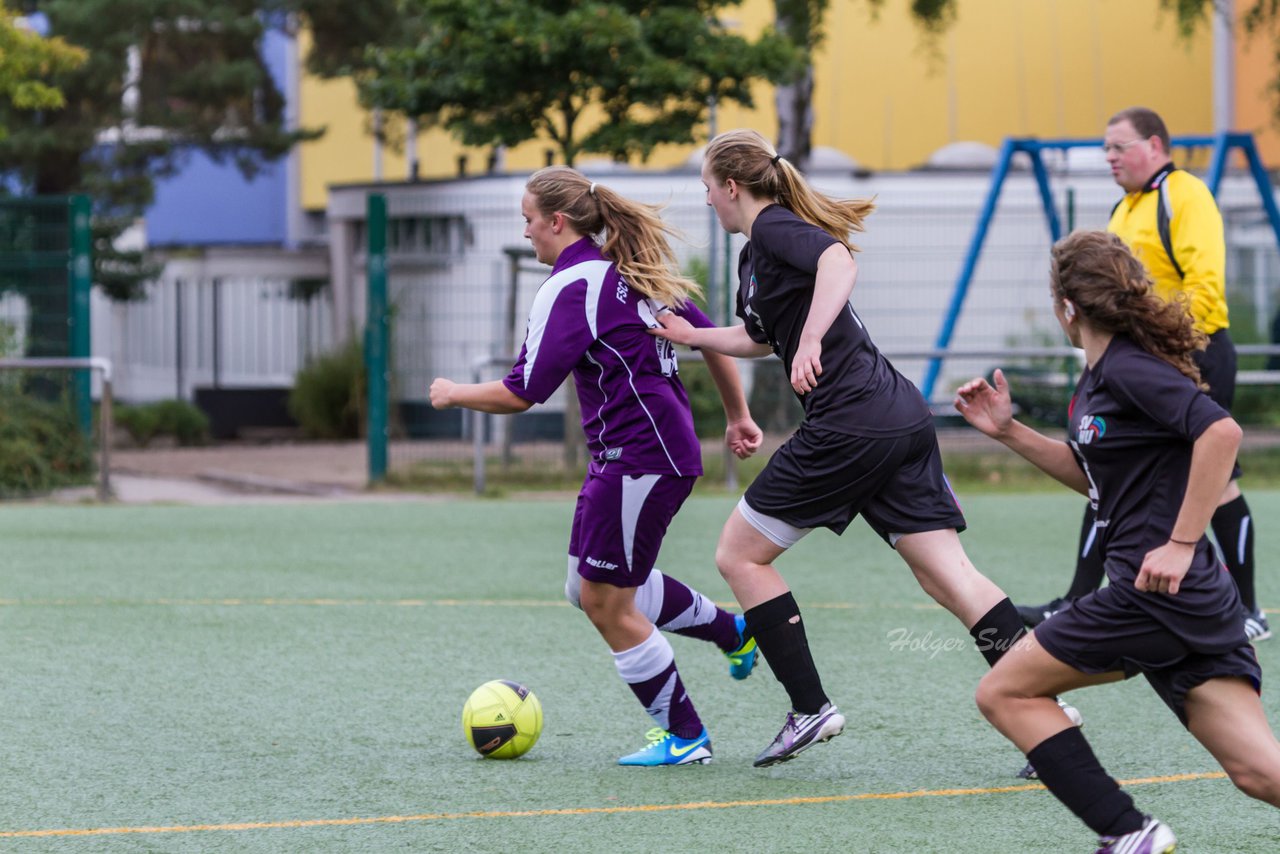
[
  {"x1": 743, "y1": 421, "x2": 966, "y2": 544},
  {"x1": 1195, "y1": 329, "x2": 1237, "y2": 409},
  {"x1": 1194, "y1": 329, "x2": 1241, "y2": 478},
  {"x1": 1034, "y1": 584, "x2": 1262, "y2": 726}
]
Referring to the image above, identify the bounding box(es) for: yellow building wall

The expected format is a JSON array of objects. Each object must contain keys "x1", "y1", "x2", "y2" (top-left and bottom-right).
[
  {"x1": 1234, "y1": 0, "x2": 1280, "y2": 163},
  {"x1": 809, "y1": 0, "x2": 1212, "y2": 170},
  {"x1": 298, "y1": 0, "x2": 1215, "y2": 211}
]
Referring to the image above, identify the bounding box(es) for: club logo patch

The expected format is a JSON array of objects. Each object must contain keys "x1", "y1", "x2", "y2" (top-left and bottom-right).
[
  {"x1": 743, "y1": 273, "x2": 765, "y2": 334},
  {"x1": 1076, "y1": 415, "x2": 1106, "y2": 445}
]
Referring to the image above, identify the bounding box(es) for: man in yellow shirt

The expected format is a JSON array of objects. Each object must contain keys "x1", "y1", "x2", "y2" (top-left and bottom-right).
[{"x1": 1018, "y1": 106, "x2": 1268, "y2": 641}]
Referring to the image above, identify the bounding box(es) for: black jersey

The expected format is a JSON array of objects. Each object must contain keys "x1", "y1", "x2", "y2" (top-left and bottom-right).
[
  {"x1": 1069, "y1": 334, "x2": 1240, "y2": 649},
  {"x1": 736, "y1": 205, "x2": 930, "y2": 438}
]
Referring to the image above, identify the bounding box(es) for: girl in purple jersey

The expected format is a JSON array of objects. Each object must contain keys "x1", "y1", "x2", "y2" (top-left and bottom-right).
[
  {"x1": 956, "y1": 230, "x2": 1280, "y2": 852},
  {"x1": 654, "y1": 128, "x2": 1043, "y2": 769},
  {"x1": 430, "y1": 166, "x2": 764, "y2": 766}
]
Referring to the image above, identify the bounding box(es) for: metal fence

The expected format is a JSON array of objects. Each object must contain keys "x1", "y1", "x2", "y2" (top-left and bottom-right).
[
  {"x1": 0, "y1": 195, "x2": 93, "y2": 433},
  {"x1": 334, "y1": 168, "x2": 1280, "y2": 490},
  {"x1": 90, "y1": 249, "x2": 332, "y2": 404}
]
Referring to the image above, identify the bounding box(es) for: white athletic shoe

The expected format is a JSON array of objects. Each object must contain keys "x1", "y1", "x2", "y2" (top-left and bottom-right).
[
  {"x1": 1244, "y1": 607, "x2": 1272, "y2": 643},
  {"x1": 753, "y1": 703, "x2": 845, "y2": 767},
  {"x1": 1094, "y1": 815, "x2": 1177, "y2": 853}
]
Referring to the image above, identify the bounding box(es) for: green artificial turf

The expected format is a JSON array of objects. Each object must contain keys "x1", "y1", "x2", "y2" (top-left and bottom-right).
[{"x1": 2, "y1": 492, "x2": 1278, "y2": 852}]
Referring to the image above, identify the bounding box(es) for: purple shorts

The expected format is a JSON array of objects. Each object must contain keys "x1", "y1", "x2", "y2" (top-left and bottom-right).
[{"x1": 569, "y1": 472, "x2": 696, "y2": 587}]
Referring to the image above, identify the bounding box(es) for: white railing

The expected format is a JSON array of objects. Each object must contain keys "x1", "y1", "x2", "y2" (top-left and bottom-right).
[
  {"x1": 93, "y1": 276, "x2": 333, "y2": 403},
  {"x1": 451, "y1": 345, "x2": 1280, "y2": 495}
]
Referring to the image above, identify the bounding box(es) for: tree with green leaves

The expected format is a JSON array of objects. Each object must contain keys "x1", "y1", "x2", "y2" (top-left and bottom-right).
[
  {"x1": 1158, "y1": 0, "x2": 1280, "y2": 122},
  {"x1": 0, "y1": 5, "x2": 83, "y2": 132},
  {"x1": 357, "y1": 0, "x2": 799, "y2": 167},
  {"x1": 773, "y1": 0, "x2": 957, "y2": 170},
  {"x1": 0, "y1": 1, "x2": 316, "y2": 303},
  {"x1": 747, "y1": 0, "x2": 955, "y2": 432},
  {"x1": 773, "y1": 0, "x2": 825, "y2": 169},
  {"x1": 290, "y1": 0, "x2": 406, "y2": 78}
]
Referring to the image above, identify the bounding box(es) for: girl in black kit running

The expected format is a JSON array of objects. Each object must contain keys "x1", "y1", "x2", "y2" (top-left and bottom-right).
[
  {"x1": 956, "y1": 230, "x2": 1280, "y2": 852},
  {"x1": 653, "y1": 128, "x2": 1049, "y2": 768}
]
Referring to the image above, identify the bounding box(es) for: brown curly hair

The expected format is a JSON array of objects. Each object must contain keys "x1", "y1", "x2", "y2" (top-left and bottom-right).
[{"x1": 1050, "y1": 230, "x2": 1206, "y2": 388}]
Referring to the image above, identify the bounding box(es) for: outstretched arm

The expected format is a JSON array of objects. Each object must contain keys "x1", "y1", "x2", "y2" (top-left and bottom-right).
[
  {"x1": 953, "y1": 369, "x2": 1088, "y2": 494},
  {"x1": 651, "y1": 312, "x2": 773, "y2": 358},
  {"x1": 701, "y1": 350, "x2": 763, "y2": 459},
  {"x1": 429, "y1": 378, "x2": 533, "y2": 414}
]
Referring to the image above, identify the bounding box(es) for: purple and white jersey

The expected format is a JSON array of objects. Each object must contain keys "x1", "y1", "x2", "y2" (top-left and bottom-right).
[{"x1": 503, "y1": 237, "x2": 710, "y2": 477}]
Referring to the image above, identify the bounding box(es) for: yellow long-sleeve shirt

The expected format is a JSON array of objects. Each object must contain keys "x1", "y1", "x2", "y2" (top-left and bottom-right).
[{"x1": 1106, "y1": 166, "x2": 1229, "y2": 335}]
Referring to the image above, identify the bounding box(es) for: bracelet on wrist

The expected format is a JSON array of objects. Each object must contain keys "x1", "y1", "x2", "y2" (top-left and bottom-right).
[{"x1": 1169, "y1": 537, "x2": 1198, "y2": 547}]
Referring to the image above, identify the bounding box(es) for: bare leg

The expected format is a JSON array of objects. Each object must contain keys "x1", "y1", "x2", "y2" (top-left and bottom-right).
[
  {"x1": 578, "y1": 579, "x2": 655, "y2": 652},
  {"x1": 715, "y1": 507, "x2": 790, "y2": 609},
  {"x1": 716, "y1": 507, "x2": 835, "y2": 726},
  {"x1": 895, "y1": 528, "x2": 1008, "y2": 629},
  {"x1": 975, "y1": 630, "x2": 1122, "y2": 752},
  {"x1": 581, "y1": 578, "x2": 705, "y2": 746},
  {"x1": 1185, "y1": 677, "x2": 1280, "y2": 806}
]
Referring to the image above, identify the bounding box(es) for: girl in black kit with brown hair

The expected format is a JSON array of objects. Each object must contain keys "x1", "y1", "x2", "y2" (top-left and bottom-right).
[
  {"x1": 956, "y1": 230, "x2": 1280, "y2": 852},
  {"x1": 654, "y1": 128, "x2": 1052, "y2": 768}
]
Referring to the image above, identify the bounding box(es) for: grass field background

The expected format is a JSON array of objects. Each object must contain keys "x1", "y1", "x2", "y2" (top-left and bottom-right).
[{"x1": 3, "y1": 490, "x2": 1278, "y2": 852}]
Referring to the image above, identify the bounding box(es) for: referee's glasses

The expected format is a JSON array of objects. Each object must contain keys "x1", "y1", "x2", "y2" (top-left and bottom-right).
[{"x1": 1101, "y1": 138, "x2": 1148, "y2": 156}]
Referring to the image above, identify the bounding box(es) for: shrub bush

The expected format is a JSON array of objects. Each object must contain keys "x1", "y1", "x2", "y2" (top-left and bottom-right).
[
  {"x1": 115, "y1": 399, "x2": 209, "y2": 447},
  {"x1": 0, "y1": 391, "x2": 93, "y2": 496},
  {"x1": 288, "y1": 339, "x2": 366, "y2": 439},
  {"x1": 0, "y1": 436, "x2": 52, "y2": 495},
  {"x1": 152, "y1": 399, "x2": 210, "y2": 445},
  {"x1": 114, "y1": 404, "x2": 162, "y2": 446}
]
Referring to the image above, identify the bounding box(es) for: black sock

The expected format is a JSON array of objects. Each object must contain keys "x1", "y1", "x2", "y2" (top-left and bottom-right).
[
  {"x1": 969, "y1": 598, "x2": 1025, "y2": 667},
  {"x1": 1065, "y1": 503, "x2": 1107, "y2": 601},
  {"x1": 744, "y1": 592, "x2": 829, "y2": 714},
  {"x1": 1026, "y1": 727, "x2": 1144, "y2": 837},
  {"x1": 1212, "y1": 494, "x2": 1256, "y2": 611}
]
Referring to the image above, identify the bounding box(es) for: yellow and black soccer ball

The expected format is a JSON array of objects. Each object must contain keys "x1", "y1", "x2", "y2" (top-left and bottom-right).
[{"x1": 461, "y1": 680, "x2": 543, "y2": 759}]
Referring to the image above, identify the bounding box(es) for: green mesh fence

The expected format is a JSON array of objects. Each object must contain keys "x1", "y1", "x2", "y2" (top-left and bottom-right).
[{"x1": 0, "y1": 196, "x2": 97, "y2": 497}]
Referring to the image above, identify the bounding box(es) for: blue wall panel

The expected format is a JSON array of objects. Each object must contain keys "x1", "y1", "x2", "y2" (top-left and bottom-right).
[{"x1": 144, "y1": 26, "x2": 291, "y2": 247}]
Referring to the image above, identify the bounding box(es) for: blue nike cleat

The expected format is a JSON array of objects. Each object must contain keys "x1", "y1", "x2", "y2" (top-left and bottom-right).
[
  {"x1": 618, "y1": 727, "x2": 713, "y2": 766},
  {"x1": 725, "y1": 614, "x2": 758, "y2": 680}
]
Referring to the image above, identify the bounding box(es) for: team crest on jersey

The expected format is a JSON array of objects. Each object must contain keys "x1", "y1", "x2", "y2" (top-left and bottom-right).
[
  {"x1": 638, "y1": 299, "x2": 678, "y2": 376},
  {"x1": 743, "y1": 274, "x2": 765, "y2": 334},
  {"x1": 1076, "y1": 415, "x2": 1106, "y2": 445}
]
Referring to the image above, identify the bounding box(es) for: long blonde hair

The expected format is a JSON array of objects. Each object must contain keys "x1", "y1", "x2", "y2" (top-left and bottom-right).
[
  {"x1": 1050, "y1": 230, "x2": 1206, "y2": 387},
  {"x1": 525, "y1": 166, "x2": 701, "y2": 308},
  {"x1": 703, "y1": 129, "x2": 875, "y2": 250}
]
